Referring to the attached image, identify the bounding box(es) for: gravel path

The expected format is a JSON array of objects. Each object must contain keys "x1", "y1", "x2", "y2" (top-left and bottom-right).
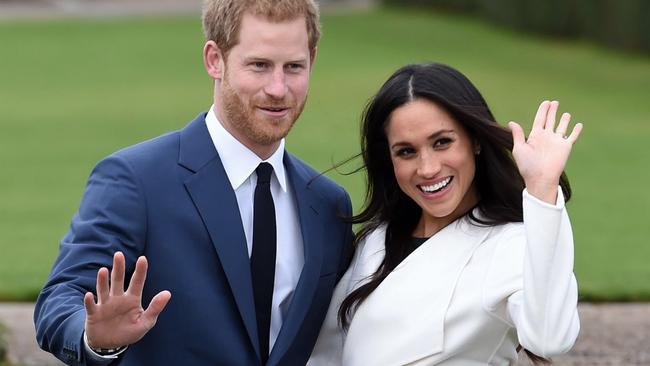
[
  {"x1": 0, "y1": 303, "x2": 63, "y2": 366},
  {"x1": 1, "y1": 302, "x2": 648, "y2": 365},
  {"x1": 517, "y1": 303, "x2": 650, "y2": 366}
]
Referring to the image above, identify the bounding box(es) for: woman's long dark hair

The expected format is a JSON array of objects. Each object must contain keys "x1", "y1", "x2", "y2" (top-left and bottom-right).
[{"x1": 339, "y1": 63, "x2": 571, "y2": 364}]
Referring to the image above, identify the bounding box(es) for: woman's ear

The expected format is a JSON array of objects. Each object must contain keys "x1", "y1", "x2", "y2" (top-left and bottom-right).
[{"x1": 203, "y1": 40, "x2": 225, "y2": 80}]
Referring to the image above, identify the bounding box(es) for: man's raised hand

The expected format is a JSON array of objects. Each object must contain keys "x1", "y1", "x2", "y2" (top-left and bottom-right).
[{"x1": 83, "y1": 252, "x2": 171, "y2": 349}]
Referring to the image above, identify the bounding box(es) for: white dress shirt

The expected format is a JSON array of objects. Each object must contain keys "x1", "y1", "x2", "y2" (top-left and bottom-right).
[{"x1": 205, "y1": 106, "x2": 304, "y2": 352}]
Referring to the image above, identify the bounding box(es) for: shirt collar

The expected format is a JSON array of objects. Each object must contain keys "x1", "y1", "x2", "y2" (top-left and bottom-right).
[{"x1": 205, "y1": 105, "x2": 288, "y2": 192}]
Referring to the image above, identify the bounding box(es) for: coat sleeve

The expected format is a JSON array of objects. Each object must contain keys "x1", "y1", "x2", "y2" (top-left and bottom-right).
[
  {"x1": 34, "y1": 153, "x2": 147, "y2": 366},
  {"x1": 506, "y1": 188, "x2": 580, "y2": 357}
]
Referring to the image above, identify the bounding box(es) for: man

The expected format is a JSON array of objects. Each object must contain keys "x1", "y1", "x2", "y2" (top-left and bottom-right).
[{"x1": 34, "y1": 1, "x2": 353, "y2": 365}]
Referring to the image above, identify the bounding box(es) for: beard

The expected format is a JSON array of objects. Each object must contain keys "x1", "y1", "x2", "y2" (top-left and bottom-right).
[{"x1": 221, "y1": 74, "x2": 306, "y2": 147}]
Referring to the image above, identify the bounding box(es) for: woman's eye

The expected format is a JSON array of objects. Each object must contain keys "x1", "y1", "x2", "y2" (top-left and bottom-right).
[
  {"x1": 433, "y1": 138, "x2": 452, "y2": 147},
  {"x1": 396, "y1": 148, "x2": 415, "y2": 157}
]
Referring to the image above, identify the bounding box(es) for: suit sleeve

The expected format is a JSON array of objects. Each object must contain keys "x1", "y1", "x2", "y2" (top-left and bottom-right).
[
  {"x1": 309, "y1": 230, "x2": 368, "y2": 366},
  {"x1": 505, "y1": 188, "x2": 580, "y2": 357},
  {"x1": 34, "y1": 153, "x2": 147, "y2": 366}
]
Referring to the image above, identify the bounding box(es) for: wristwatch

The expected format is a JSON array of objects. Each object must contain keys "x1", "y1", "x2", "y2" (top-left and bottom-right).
[{"x1": 84, "y1": 332, "x2": 128, "y2": 357}]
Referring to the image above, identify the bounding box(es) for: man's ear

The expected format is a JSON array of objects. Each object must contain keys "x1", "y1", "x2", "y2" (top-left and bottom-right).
[
  {"x1": 309, "y1": 47, "x2": 317, "y2": 70},
  {"x1": 203, "y1": 40, "x2": 225, "y2": 80}
]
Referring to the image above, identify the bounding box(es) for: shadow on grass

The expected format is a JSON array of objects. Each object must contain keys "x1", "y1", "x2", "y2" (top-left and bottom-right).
[
  {"x1": 0, "y1": 289, "x2": 41, "y2": 303},
  {"x1": 579, "y1": 289, "x2": 650, "y2": 302}
]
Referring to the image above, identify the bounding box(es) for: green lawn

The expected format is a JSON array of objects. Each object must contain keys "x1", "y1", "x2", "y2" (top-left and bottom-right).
[{"x1": 1, "y1": 7, "x2": 649, "y2": 301}]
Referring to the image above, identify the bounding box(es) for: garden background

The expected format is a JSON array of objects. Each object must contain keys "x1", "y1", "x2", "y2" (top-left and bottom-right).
[{"x1": 0, "y1": 0, "x2": 649, "y2": 364}]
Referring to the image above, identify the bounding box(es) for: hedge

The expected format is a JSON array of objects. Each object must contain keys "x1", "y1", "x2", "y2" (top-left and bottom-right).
[{"x1": 383, "y1": 0, "x2": 650, "y2": 53}]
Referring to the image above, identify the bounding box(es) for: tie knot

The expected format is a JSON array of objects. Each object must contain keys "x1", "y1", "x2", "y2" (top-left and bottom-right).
[{"x1": 256, "y1": 162, "x2": 273, "y2": 184}]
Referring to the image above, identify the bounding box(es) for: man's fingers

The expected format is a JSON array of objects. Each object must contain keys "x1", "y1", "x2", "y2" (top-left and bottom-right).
[
  {"x1": 126, "y1": 256, "x2": 148, "y2": 297},
  {"x1": 532, "y1": 100, "x2": 549, "y2": 132},
  {"x1": 96, "y1": 267, "x2": 110, "y2": 304},
  {"x1": 110, "y1": 252, "x2": 126, "y2": 296},
  {"x1": 84, "y1": 292, "x2": 96, "y2": 316},
  {"x1": 567, "y1": 123, "x2": 584, "y2": 143},
  {"x1": 508, "y1": 121, "x2": 526, "y2": 147},
  {"x1": 142, "y1": 291, "x2": 172, "y2": 328},
  {"x1": 545, "y1": 100, "x2": 559, "y2": 131}
]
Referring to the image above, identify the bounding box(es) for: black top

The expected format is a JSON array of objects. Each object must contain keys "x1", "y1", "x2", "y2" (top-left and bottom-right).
[{"x1": 410, "y1": 236, "x2": 430, "y2": 252}]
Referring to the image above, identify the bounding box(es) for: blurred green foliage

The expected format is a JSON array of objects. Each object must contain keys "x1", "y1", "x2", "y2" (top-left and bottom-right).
[
  {"x1": 383, "y1": 0, "x2": 650, "y2": 53},
  {"x1": 0, "y1": 323, "x2": 6, "y2": 363},
  {"x1": 0, "y1": 8, "x2": 649, "y2": 301}
]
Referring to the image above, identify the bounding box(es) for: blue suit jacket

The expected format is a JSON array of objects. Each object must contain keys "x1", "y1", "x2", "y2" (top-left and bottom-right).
[{"x1": 34, "y1": 113, "x2": 354, "y2": 366}]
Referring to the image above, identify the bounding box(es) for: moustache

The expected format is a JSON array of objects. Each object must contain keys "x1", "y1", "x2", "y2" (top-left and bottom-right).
[{"x1": 253, "y1": 97, "x2": 295, "y2": 109}]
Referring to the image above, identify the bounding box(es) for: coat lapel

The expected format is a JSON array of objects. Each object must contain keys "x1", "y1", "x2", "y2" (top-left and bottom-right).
[
  {"x1": 178, "y1": 114, "x2": 260, "y2": 358},
  {"x1": 344, "y1": 216, "x2": 493, "y2": 366},
  {"x1": 268, "y1": 154, "x2": 326, "y2": 365}
]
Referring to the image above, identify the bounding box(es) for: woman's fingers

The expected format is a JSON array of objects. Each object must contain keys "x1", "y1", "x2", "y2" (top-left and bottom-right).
[
  {"x1": 532, "y1": 100, "x2": 577, "y2": 138},
  {"x1": 508, "y1": 121, "x2": 526, "y2": 146},
  {"x1": 567, "y1": 122, "x2": 584, "y2": 143},
  {"x1": 556, "y1": 112, "x2": 571, "y2": 137},
  {"x1": 545, "y1": 100, "x2": 559, "y2": 131},
  {"x1": 532, "y1": 100, "x2": 550, "y2": 133}
]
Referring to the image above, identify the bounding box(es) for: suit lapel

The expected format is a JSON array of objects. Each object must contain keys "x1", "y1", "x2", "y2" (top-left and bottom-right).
[
  {"x1": 268, "y1": 154, "x2": 325, "y2": 364},
  {"x1": 179, "y1": 114, "x2": 260, "y2": 358}
]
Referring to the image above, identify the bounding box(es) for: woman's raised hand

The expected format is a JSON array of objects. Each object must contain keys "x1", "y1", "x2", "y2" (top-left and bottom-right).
[{"x1": 508, "y1": 101, "x2": 583, "y2": 204}]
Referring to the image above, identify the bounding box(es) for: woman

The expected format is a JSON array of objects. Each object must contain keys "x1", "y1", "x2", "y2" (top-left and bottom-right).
[{"x1": 309, "y1": 63, "x2": 582, "y2": 365}]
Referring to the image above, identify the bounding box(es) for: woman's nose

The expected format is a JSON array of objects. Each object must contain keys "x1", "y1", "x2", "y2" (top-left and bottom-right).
[{"x1": 416, "y1": 151, "x2": 441, "y2": 178}]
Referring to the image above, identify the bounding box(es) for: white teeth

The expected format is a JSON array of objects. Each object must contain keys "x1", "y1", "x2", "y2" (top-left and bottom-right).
[{"x1": 420, "y1": 177, "x2": 451, "y2": 193}]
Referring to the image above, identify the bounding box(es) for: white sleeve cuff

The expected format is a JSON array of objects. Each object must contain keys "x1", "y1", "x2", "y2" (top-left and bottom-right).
[
  {"x1": 522, "y1": 186, "x2": 565, "y2": 210},
  {"x1": 83, "y1": 331, "x2": 128, "y2": 361}
]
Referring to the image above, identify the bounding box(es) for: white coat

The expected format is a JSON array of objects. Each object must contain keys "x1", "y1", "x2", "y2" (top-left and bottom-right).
[{"x1": 309, "y1": 189, "x2": 580, "y2": 365}]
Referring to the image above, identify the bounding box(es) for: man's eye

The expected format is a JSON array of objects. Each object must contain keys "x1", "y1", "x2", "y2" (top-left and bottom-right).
[
  {"x1": 252, "y1": 62, "x2": 267, "y2": 69},
  {"x1": 286, "y1": 63, "x2": 303, "y2": 71}
]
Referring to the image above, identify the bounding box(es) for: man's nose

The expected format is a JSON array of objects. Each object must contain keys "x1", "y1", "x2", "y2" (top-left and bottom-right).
[{"x1": 263, "y1": 68, "x2": 288, "y2": 99}]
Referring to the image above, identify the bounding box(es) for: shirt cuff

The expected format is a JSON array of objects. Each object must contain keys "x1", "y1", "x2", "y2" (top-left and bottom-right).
[{"x1": 83, "y1": 331, "x2": 128, "y2": 361}]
